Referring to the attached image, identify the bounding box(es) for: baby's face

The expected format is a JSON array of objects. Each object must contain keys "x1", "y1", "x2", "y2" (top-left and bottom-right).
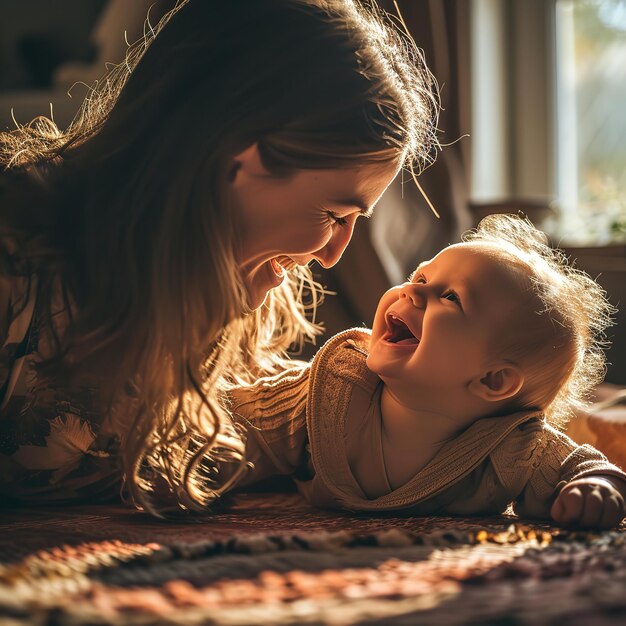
[{"x1": 367, "y1": 243, "x2": 526, "y2": 394}]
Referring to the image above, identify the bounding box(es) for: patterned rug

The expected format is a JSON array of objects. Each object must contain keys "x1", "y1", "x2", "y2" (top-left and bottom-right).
[{"x1": 1, "y1": 492, "x2": 625, "y2": 625}]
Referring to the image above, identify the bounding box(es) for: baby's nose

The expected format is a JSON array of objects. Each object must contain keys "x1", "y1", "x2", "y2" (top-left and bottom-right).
[{"x1": 399, "y1": 284, "x2": 425, "y2": 308}]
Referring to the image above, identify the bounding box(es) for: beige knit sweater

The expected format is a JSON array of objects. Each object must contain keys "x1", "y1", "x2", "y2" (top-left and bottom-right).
[{"x1": 231, "y1": 329, "x2": 626, "y2": 518}]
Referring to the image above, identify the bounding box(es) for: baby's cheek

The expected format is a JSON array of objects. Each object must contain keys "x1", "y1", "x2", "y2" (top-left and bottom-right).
[
  {"x1": 379, "y1": 287, "x2": 402, "y2": 311},
  {"x1": 371, "y1": 290, "x2": 397, "y2": 333}
]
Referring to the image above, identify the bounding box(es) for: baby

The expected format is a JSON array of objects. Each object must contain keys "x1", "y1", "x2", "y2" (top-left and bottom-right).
[{"x1": 229, "y1": 215, "x2": 626, "y2": 528}]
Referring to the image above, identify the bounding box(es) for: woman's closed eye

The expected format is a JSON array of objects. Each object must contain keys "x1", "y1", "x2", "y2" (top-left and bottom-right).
[{"x1": 326, "y1": 211, "x2": 348, "y2": 227}]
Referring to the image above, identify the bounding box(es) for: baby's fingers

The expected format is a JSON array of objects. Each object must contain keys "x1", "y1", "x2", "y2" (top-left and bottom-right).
[
  {"x1": 578, "y1": 488, "x2": 604, "y2": 527},
  {"x1": 599, "y1": 494, "x2": 625, "y2": 529},
  {"x1": 551, "y1": 486, "x2": 584, "y2": 524}
]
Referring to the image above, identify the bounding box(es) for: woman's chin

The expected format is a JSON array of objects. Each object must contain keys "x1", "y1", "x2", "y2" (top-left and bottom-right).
[
  {"x1": 243, "y1": 260, "x2": 286, "y2": 310},
  {"x1": 245, "y1": 289, "x2": 269, "y2": 311}
]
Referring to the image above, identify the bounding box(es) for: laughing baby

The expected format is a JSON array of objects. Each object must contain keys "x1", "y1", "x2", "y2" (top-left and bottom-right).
[{"x1": 228, "y1": 215, "x2": 626, "y2": 528}]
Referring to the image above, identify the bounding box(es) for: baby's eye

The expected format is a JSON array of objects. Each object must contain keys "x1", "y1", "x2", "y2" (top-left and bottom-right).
[
  {"x1": 442, "y1": 291, "x2": 461, "y2": 306},
  {"x1": 326, "y1": 211, "x2": 348, "y2": 227}
]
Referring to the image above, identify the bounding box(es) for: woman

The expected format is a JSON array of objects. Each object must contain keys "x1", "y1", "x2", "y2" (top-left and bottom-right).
[{"x1": 0, "y1": 0, "x2": 438, "y2": 516}]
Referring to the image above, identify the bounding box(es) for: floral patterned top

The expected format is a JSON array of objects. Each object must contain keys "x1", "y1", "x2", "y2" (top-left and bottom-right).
[{"x1": 0, "y1": 274, "x2": 122, "y2": 504}]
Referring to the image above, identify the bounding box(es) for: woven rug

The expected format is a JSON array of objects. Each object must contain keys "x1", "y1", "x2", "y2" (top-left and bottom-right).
[{"x1": 1, "y1": 492, "x2": 625, "y2": 625}]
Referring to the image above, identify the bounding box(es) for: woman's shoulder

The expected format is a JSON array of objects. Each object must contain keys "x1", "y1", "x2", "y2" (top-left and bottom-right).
[
  {"x1": 0, "y1": 271, "x2": 32, "y2": 346},
  {"x1": 0, "y1": 274, "x2": 12, "y2": 340}
]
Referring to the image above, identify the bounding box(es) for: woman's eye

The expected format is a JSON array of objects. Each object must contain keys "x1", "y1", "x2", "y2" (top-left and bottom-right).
[
  {"x1": 414, "y1": 275, "x2": 427, "y2": 284},
  {"x1": 326, "y1": 211, "x2": 348, "y2": 227}
]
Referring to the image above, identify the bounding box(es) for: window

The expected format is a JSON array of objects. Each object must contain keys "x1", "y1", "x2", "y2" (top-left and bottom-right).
[
  {"x1": 555, "y1": 0, "x2": 626, "y2": 243},
  {"x1": 470, "y1": 0, "x2": 626, "y2": 244}
]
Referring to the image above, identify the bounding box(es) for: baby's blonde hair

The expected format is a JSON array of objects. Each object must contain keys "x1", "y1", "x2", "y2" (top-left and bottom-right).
[{"x1": 463, "y1": 214, "x2": 614, "y2": 428}]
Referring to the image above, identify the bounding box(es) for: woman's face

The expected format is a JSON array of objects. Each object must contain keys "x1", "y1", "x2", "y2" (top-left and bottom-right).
[{"x1": 229, "y1": 144, "x2": 401, "y2": 309}]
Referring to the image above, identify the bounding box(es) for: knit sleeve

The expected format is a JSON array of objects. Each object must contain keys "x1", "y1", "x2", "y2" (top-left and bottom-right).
[
  {"x1": 230, "y1": 363, "x2": 310, "y2": 431},
  {"x1": 228, "y1": 363, "x2": 311, "y2": 481},
  {"x1": 513, "y1": 423, "x2": 626, "y2": 519}
]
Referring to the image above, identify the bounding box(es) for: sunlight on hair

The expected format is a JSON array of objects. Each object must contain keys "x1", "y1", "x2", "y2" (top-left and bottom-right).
[
  {"x1": 464, "y1": 214, "x2": 615, "y2": 428},
  {"x1": 409, "y1": 159, "x2": 440, "y2": 218},
  {"x1": 391, "y1": 0, "x2": 440, "y2": 218}
]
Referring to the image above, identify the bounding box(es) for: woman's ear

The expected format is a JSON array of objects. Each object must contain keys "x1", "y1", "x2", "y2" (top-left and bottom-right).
[
  {"x1": 468, "y1": 365, "x2": 524, "y2": 403},
  {"x1": 228, "y1": 143, "x2": 264, "y2": 183}
]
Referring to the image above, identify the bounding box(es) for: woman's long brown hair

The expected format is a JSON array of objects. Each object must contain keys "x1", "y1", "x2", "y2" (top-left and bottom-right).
[{"x1": 0, "y1": 0, "x2": 439, "y2": 516}]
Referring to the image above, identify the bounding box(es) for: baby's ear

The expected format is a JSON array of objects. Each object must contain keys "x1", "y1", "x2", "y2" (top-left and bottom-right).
[{"x1": 468, "y1": 365, "x2": 524, "y2": 403}]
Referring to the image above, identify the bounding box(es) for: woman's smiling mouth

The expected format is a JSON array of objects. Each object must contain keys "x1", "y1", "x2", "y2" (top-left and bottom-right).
[
  {"x1": 270, "y1": 257, "x2": 285, "y2": 277},
  {"x1": 270, "y1": 256, "x2": 300, "y2": 277}
]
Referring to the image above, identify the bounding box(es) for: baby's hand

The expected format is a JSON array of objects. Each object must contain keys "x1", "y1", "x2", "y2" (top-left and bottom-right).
[{"x1": 550, "y1": 476, "x2": 626, "y2": 529}]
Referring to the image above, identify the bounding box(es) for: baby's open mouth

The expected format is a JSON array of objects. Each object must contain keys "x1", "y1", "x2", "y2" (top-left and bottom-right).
[{"x1": 384, "y1": 313, "x2": 420, "y2": 346}]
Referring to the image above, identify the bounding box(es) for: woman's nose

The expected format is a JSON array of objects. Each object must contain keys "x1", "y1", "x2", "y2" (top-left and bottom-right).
[
  {"x1": 314, "y1": 215, "x2": 358, "y2": 269},
  {"x1": 399, "y1": 283, "x2": 426, "y2": 308}
]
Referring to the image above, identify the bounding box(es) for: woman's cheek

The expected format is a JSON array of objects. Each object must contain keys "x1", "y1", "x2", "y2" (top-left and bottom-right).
[{"x1": 281, "y1": 214, "x2": 327, "y2": 251}]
